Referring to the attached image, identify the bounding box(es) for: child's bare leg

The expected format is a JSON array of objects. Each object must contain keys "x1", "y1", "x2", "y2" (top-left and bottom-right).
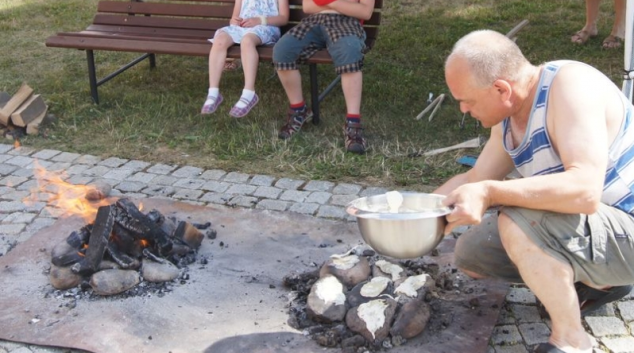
[
  {"x1": 208, "y1": 31, "x2": 234, "y2": 88},
  {"x1": 341, "y1": 71, "x2": 362, "y2": 115},
  {"x1": 240, "y1": 33, "x2": 262, "y2": 91},
  {"x1": 277, "y1": 69, "x2": 304, "y2": 104}
]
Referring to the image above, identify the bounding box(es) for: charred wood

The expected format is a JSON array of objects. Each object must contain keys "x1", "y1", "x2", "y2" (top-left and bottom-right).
[
  {"x1": 71, "y1": 205, "x2": 114, "y2": 275},
  {"x1": 115, "y1": 198, "x2": 173, "y2": 255}
]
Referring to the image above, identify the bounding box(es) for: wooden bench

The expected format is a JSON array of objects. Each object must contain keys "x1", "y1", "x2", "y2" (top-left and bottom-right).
[{"x1": 45, "y1": 0, "x2": 383, "y2": 124}]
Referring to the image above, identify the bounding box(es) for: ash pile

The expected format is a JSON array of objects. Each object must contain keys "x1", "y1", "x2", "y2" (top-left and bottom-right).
[
  {"x1": 47, "y1": 197, "x2": 216, "y2": 299},
  {"x1": 283, "y1": 247, "x2": 474, "y2": 352}
]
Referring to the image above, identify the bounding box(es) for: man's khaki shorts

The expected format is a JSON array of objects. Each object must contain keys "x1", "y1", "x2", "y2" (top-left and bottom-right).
[{"x1": 454, "y1": 204, "x2": 634, "y2": 287}]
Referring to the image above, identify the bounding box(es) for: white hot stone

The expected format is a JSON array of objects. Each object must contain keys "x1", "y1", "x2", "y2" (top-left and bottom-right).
[
  {"x1": 330, "y1": 254, "x2": 360, "y2": 270},
  {"x1": 375, "y1": 260, "x2": 404, "y2": 281},
  {"x1": 360, "y1": 276, "x2": 391, "y2": 298},
  {"x1": 315, "y1": 276, "x2": 346, "y2": 305},
  {"x1": 395, "y1": 273, "x2": 431, "y2": 298},
  {"x1": 358, "y1": 299, "x2": 389, "y2": 339}
]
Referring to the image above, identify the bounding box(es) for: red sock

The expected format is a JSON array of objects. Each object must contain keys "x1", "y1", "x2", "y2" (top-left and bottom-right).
[
  {"x1": 346, "y1": 114, "x2": 361, "y2": 123},
  {"x1": 290, "y1": 101, "x2": 306, "y2": 112}
]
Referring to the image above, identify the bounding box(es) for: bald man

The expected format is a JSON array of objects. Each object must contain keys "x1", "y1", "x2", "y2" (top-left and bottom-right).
[{"x1": 434, "y1": 30, "x2": 634, "y2": 353}]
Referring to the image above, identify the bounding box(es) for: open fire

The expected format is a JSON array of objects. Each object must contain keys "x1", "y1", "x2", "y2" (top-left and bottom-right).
[{"x1": 25, "y1": 165, "x2": 214, "y2": 296}]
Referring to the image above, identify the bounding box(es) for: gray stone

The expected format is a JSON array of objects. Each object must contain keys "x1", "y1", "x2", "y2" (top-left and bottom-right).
[
  {"x1": 147, "y1": 163, "x2": 177, "y2": 175},
  {"x1": 2, "y1": 213, "x2": 37, "y2": 224},
  {"x1": 0, "y1": 201, "x2": 27, "y2": 213},
  {"x1": 90, "y1": 269, "x2": 140, "y2": 295},
  {"x1": 517, "y1": 322, "x2": 550, "y2": 345},
  {"x1": 510, "y1": 304, "x2": 542, "y2": 323},
  {"x1": 24, "y1": 201, "x2": 46, "y2": 213},
  {"x1": 0, "y1": 155, "x2": 10, "y2": 163},
  {"x1": 490, "y1": 324, "x2": 523, "y2": 345},
  {"x1": 172, "y1": 188, "x2": 203, "y2": 200},
  {"x1": 493, "y1": 345, "x2": 529, "y2": 353},
  {"x1": 289, "y1": 202, "x2": 319, "y2": 215},
  {"x1": 1, "y1": 190, "x2": 29, "y2": 201},
  {"x1": 201, "y1": 180, "x2": 231, "y2": 193},
  {"x1": 329, "y1": 194, "x2": 358, "y2": 206},
  {"x1": 223, "y1": 171, "x2": 250, "y2": 183},
  {"x1": 0, "y1": 144, "x2": 13, "y2": 153},
  {"x1": 11, "y1": 167, "x2": 35, "y2": 178},
  {"x1": 226, "y1": 184, "x2": 257, "y2": 195},
  {"x1": 172, "y1": 166, "x2": 203, "y2": 178},
  {"x1": 228, "y1": 195, "x2": 258, "y2": 208},
  {"x1": 98, "y1": 157, "x2": 128, "y2": 167},
  {"x1": 142, "y1": 185, "x2": 176, "y2": 197},
  {"x1": 303, "y1": 180, "x2": 334, "y2": 192},
  {"x1": 27, "y1": 218, "x2": 57, "y2": 232},
  {"x1": 84, "y1": 165, "x2": 111, "y2": 177},
  {"x1": 121, "y1": 160, "x2": 150, "y2": 172},
  {"x1": 332, "y1": 183, "x2": 362, "y2": 195},
  {"x1": 256, "y1": 199, "x2": 289, "y2": 211},
  {"x1": 128, "y1": 172, "x2": 156, "y2": 184},
  {"x1": 51, "y1": 152, "x2": 80, "y2": 163},
  {"x1": 585, "y1": 316, "x2": 628, "y2": 336},
  {"x1": 307, "y1": 275, "x2": 348, "y2": 323},
  {"x1": 275, "y1": 178, "x2": 305, "y2": 190},
  {"x1": 250, "y1": 174, "x2": 276, "y2": 186},
  {"x1": 173, "y1": 178, "x2": 206, "y2": 190},
  {"x1": 617, "y1": 300, "x2": 634, "y2": 322},
  {"x1": 200, "y1": 192, "x2": 231, "y2": 204},
  {"x1": 360, "y1": 187, "x2": 389, "y2": 197},
  {"x1": 8, "y1": 146, "x2": 35, "y2": 155},
  {"x1": 116, "y1": 181, "x2": 146, "y2": 192},
  {"x1": 103, "y1": 168, "x2": 135, "y2": 181},
  {"x1": 75, "y1": 154, "x2": 101, "y2": 165},
  {"x1": 601, "y1": 336, "x2": 634, "y2": 353},
  {"x1": 32, "y1": 149, "x2": 62, "y2": 160},
  {"x1": 0, "y1": 164, "x2": 17, "y2": 176},
  {"x1": 46, "y1": 161, "x2": 72, "y2": 172},
  {"x1": 316, "y1": 205, "x2": 347, "y2": 220},
  {"x1": 200, "y1": 169, "x2": 227, "y2": 180},
  {"x1": 65, "y1": 164, "x2": 90, "y2": 175},
  {"x1": 153, "y1": 175, "x2": 179, "y2": 186},
  {"x1": 279, "y1": 190, "x2": 310, "y2": 202},
  {"x1": 506, "y1": 287, "x2": 536, "y2": 304},
  {"x1": 141, "y1": 261, "x2": 181, "y2": 282},
  {"x1": 305, "y1": 191, "x2": 332, "y2": 204},
  {"x1": 253, "y1": 186, "x2": 282, "y2": 199},
  {"x1": 496, "y1": 308, "x2": 516, "y2": 325},
  {"x1": 5, "y1": 155, "x2": 33, "y2": 167},
  {"x1": 66, "y1": 175, "x2": 94, "y2": 186},
  {"x1": 0, "y1": 223, "x2": 26, "y2": 235}
]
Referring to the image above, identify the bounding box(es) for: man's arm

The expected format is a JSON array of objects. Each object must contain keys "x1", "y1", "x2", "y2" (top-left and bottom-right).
[{"x1": 327, "y1": 0, "x2": 375, "y2": 20}]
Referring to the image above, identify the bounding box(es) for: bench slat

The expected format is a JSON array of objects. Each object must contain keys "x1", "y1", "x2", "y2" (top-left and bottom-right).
[
  {"x1": 66, "y1": 30, "x2": 213, "y2": 44},
  {"x1": 87, "y1": 24, "x2": 216, "y2": 40},
  {"x1": 97, "y1": 1, "x2": 234, "y2": 18},
  {"x1": 93, "y1": 14, "x2": 228, "y2": 31}
]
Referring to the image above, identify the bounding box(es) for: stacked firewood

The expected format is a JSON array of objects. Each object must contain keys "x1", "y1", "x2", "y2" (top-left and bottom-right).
[{"x1": 0, "y1": 83, "x2": 48, "y2": 137}]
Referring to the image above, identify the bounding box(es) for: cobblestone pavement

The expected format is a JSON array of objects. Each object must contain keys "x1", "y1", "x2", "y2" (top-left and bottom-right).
[{"x1": 1, "y1": 143, "x2": 633, "y2": 353}]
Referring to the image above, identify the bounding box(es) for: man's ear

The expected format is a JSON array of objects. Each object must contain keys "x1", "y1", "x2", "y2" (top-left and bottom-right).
[{"x1": 492, "y1": 79, "x2": 512, "y2": 102}]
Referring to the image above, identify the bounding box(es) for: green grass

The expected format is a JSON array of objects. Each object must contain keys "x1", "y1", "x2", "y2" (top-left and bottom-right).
[{"x1": 0, "y1": 0, "x2": 626, "y2": 191}]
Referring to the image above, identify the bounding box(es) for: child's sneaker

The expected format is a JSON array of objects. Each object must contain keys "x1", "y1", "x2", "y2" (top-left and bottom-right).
[
  {"x1": 344, "y1": 121, "x2": 367, "y2": 154},
  {"x1": 229, "y1": 93, "x2": 259, "y2": 118},
  {"x1": 201, "y1": 93, "x2": 223, "y2": 114},
  {"x1": 278, "y1": 107, "x2": 311, "y2": 140}
]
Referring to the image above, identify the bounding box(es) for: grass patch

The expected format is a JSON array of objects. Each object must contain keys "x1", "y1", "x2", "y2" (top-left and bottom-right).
[{"x1": 0, "y1": 0, "x2": 625, "y2": 191}]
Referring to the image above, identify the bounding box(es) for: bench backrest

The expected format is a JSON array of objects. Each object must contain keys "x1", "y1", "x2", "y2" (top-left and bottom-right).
[{"x1": 90, "y1": 0, "x2": 383, "y2": 49}]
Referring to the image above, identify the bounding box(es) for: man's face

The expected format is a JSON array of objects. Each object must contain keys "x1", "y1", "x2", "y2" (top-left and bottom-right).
[{"x1": 445, "y1": 57, "x2": 506, "y2": 128}]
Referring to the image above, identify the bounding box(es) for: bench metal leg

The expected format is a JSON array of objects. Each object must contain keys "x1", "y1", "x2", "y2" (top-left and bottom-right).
[
  {"x1": 319, "y1": 75, "x2": 341, "y2": 103},
  {"x1": 149, "y1": 53, "x2": 156, "y2": 69},
  {"x1": 309, "y1": 64, "x2": 320, "y2": 125},
  {"x1": 86, "y1": 50, "x2": 99, "y2": 104}
]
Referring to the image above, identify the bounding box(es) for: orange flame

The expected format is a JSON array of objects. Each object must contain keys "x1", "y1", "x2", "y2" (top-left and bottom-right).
[
  {"x1": 14, "y1": 139, "x2": 21, "y2": 148},
  {"x1": 24, "y1": 162, "x2": 111, "y2": 223}
]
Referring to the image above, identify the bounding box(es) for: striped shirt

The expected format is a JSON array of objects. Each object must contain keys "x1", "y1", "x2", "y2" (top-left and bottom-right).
[{"x1": 502, "y1": 60, "x2": 634, "y2": 214}]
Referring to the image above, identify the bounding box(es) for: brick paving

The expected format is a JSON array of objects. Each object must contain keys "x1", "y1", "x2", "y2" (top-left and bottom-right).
[{"x1": 0, "y1": 143, "x2": 632, "y2": 353}]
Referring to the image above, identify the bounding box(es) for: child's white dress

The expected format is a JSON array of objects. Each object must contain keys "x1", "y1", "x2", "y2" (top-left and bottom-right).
[{"x1": 209, "y1": 0, "x2": 281, "y2": 45}]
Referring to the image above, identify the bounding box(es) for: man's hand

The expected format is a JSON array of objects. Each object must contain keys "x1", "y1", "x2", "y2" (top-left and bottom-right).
[{"x1": 442, "y1": 182, "x2": 491, "y2": 235}]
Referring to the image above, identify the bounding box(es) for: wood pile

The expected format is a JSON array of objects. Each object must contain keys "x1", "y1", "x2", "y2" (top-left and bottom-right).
[{"x1": 0, "y1": 83, "x2": 48, "y2": 137}]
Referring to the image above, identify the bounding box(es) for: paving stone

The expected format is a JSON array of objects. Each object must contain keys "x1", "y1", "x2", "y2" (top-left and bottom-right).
[
  {"x1": 332, "y1": 183, "x2": 362, "y2": 195},
  {"x1": 1, "y1": 190, "x2": 29, "y2": 201},
  {"x1": 1, "y1": 213, "x2": 37, "y2": 224},
  {"x1": 32, "y1": 149, "x2": 62, "y2": 160},
  {"x1": 0, "y1": 175, "x2": 28, "y2": 187},
  {"x1": 0, "y1": 223, "x2": 26, "y2": 235},
  {"x1": 5, "y1": 155, "x2": 33, "y2": 167},
  {"x1": 360, "y1": 186, "x2": 389, "y2": 197},
  {"x1": 279, "y1": 190, "x2": 311, "y2": 202},
  {"x1": 517, "y1": 322, "x2": 550, "y2": 345},
  {"x1": 329, "y1": 194, "x2": 358, "y2": 206},
  {"x1": 289, "y1": 202, "x2": 319, "y2": 215},
  {"x1": 103, "y1": 168, "x2": 135, "y2": 181},
  {"x1": 65, "y1": 164, "x2": 90, "y2": 175},
  {"x1": 253, "y1": 186, "x2": 282, "y2": 199},
  {"x1": 121, "y1": 160, "x2": 151, "y2": 172},
  {"x1": 303, "y1": 180, "x2": 334, "y2": 192},
  {"x1": 493, "y1": 345, "x2": 529, "y2": 353},
  {"x1": 226, "y1": 184, "x2": 257, "y2": 195},
  {"x1": 26, "y1": 218, "x2": 57, "y2": 232},
  {"x1": 0, "y1": 164, "x2": 17, "y2": 176},
  {"x1": 228, "y1": 195, "x2": 257, "y2": 208},
  {"x1": 584, "y1": 303, "x2": 615, "y2": 317},
  {"x1": 511, "y1": 305, "x2": 542, "y2": 324},
  {"x1": 11, "y1": 167, "x2": 35, "y2": 178},
  {"x1": 24, "y1": 201, "x2": 46, "y2": 213},
  {"x1": 26, "y1": 159, "x2": 52, "y2": 170},
  {"x1": 8, "y1": 146, "x2": 35, "y2": 155},
  {"x1": 0, "y1": 144, "x2": 13, "y2": 153},
  {"x1": 75, "y1": 154, "x2": 101, "y2": 165},
  {"x1": 201, "y1": 180, "x2": 231, "y2": 193},
  {"x1": 0, "y1": 155, "x2": 10, "y2": 163},
  {"x1": 0, "y1": 201, "x2": 26, "y2": 213},
  {"x1": 601, "y1": 336, "x2": 634, "y2": 353},
  {"x1": 152, "y1": 175, "x2": 179, "y2": 186},
  {"x1": 172, "y1": 188, "x2": 203, "y2": 200},
  {"x1": 84, "y1": 165, "x2": 111, "y2": 177},
  {"x1": 316, "y1": 205, "x2": 346, "y2": 220},
  {"x1": 98, "y1": 157, "x2": 128, "y2": 167},
  {"x1": 172, "y1": 166, "x2": 204, "y2": 178},
  {"x1": 305, "y1": 191, "x2": 331, "y2": 204},
  {"x1": 497, "y1": 308, "x2": 517, "y2": 325},
  {"x1": 142, "y1": 185, "x2": 176, "y2": 197},
  {"x1": 274, "y1": 178, "x2": 305, "y2": 190},
  {"x1": 119, "y1": 192, "x2": 148, "y2": 199},
  {"x1": 256, "y1": 199, "x2": 290, "y2": 211},
  {"x1": 127, "y1": 172, "x2": 156, "y2": 184},
  {"x1": 46, "y1": 162, "x2": 72, "y2": 172},
  {"x1": 200, "y1": 192, "x2": 231, "y2": 204},
  {"x1": 506, "y1": 287, "x2": 536, "y2": 304},
  {"x1": 617, "y1": 300, "x2": 634, "y2": 322},
  {"x1": 4, "y1": 346, "x2": 30, "y2": 353},
  {"x1": 491, "y1": 324, "x2": 523, "y2": 345},
  {"x1": 51, "y1": 152, "x2": 80, "y2": 163},
  {"x1": 147, "y1": 163, "x2": 178, "y2": 175},
  {"x1": 173, "y1": 178, "x2": 206, "y2": 190},
  {"x1": 585, "y1": 316, "x2": 628, "y2": 336},
  {"x1": 223, "y1": 172, "x2": 250, "y2": 183},
  {"x1": 66, "y1": 175, "x2": 94, "y2": 186},
  {"x1": 250, "y1": 175, "x2": 276, "y2": 186},
  {"x1": 200, "y1": 169, "x2": 227, "y2": 180},
  {"x1": 116, "y1": 181, "x2": 146, "y2": 192}
]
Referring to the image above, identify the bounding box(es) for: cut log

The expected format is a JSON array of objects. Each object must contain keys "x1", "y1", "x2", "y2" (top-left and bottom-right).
[
  {"x1": 11, "y1": 94, "x2": 47, "y2": 127},
  {"x1": 71, "y1": 205, "x2": 115, "y2": 275},
  {"x1": 25, "y1": 110, "x2": 48, "y2": 135},
  {"x1": 0, "y1": 84, "x2": 33, "y2": 126}
]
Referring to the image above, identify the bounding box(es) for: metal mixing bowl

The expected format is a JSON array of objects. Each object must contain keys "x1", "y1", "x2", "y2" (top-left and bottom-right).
[{"x1": 346, "y1": 192, "x2": 451, "y2": 259}]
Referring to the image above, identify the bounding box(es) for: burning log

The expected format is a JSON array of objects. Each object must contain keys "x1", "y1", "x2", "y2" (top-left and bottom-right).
[{"x1": 71, "y1": 205, "x2": 115, "y2": 275}]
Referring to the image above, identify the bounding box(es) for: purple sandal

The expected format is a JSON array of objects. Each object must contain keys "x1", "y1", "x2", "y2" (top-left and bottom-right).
[
  {"x1": 229, "y1": 94, "x2": 259, "y2": 118},
  {"x1": 201, "y1": 93, "x2": 223, "y2": 115}
]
